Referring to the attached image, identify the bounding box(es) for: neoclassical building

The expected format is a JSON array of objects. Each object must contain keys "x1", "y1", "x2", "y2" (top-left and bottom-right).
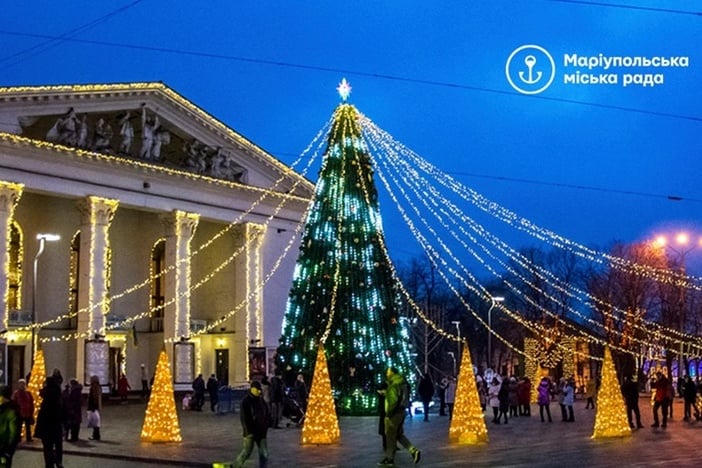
[{"x1": 0, "y1": 83, "x2": 312, "y2": 391}]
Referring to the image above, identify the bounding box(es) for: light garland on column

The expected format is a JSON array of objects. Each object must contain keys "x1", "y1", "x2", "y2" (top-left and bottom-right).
[{"x1": 27, "y1": 348, "x2": 46, "y2": 437}]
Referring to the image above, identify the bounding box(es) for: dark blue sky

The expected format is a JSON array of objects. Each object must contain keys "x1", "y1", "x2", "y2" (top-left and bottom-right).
[{"x1": 2, "y1": 1, "x2": 701, "y2": 270}]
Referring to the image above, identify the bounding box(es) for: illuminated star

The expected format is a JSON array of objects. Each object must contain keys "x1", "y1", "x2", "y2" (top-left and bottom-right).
[{"x1": 337, "y1": 78, "x2": 352, "y2": 101}]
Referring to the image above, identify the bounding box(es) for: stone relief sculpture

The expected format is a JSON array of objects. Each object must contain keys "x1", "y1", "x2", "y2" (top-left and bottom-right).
[
  {"x1": 46, "y1": 107, "x2": 80, "y2": 146},
  {"x1": 151, "y1": 128, "x2": 171, "y2": 161},
  {"x1": 139, "y1": 104, "x2": 160, "y2": 160},
  {"x1": 184, "y1": 139, "x2": 208, "y2": 174},
  {"x1": 40, "y1": 107, "x2": 243, "y2": 182},
  {"x1": 118, "y1": 111, "x2": 134, "y2": 155},
  {"x1": 92, "y1": 118, "x2": 113, "y2": 152},
  {"x1": 77, "y1": 114, "x2": 89, "y2": 148}
]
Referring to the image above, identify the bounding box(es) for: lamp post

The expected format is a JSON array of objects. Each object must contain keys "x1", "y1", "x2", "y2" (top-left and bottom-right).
[
  {"x1": 32, "y1": 233, "x2": 60, "y2": 363},
  {"x1": 451, "y1": 320, "x2": 461, "y2": 359},
  {"x1": 487, "y1": 296, "x2": 505, "y2": 371},
  {"x1": 651, "y1": 232, "x2": 701, "y2": 379}
]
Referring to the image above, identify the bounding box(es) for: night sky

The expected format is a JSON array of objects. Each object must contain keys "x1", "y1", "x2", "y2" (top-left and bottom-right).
[{"x1": 2, "y1": 1, "x2": 700, "y2": 272}]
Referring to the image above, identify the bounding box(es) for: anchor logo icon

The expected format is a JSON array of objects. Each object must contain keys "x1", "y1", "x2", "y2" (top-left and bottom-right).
[
  {"x1": 518, "y1": 55, "x2": 542, "y2": 85},
  {"x1": 505, "y1": 45, "x2": 555, "y2": 95}
]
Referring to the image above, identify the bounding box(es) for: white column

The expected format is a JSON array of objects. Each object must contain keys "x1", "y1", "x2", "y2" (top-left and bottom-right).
[
  {"x1": 0, "y1": 181, "x2": 23, "y2": 330},
  {"x1": 161, "y1": 210, "x2": 199, "y2": 381},
  {"x1": 232, "y1": 223, "x2": 266, "y2": 384},
  {"x1": 75, "y1": 196, "x2": 119, "y2": 384}
]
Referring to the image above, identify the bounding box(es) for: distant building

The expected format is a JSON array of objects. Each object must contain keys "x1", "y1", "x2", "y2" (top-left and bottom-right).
[{"x1": 0, "y1": 82, "x2": 312, "y2": 391}]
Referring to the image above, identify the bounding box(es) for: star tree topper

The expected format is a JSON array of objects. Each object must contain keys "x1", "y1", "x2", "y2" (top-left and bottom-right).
[{"x1": 337, "y1": 78, "x2": 352, "y2": 101}]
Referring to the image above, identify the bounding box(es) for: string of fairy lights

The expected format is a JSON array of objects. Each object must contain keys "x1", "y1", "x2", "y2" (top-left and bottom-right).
[
  {"x1": 364, "y1": 111, "x2": 692, "y2": 364},
  {"x1": 367, "y1": 125, "x2": 699, "y2": 359},
  {"x1": 25, "y1": 117, "x2": 333, "y2": 343},
  {"x1": 359, "y1": 116, "x2": 702, "y2": 290}
]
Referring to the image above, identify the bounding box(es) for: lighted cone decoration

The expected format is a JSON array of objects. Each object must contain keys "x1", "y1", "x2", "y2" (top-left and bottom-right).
[
  {"x1": 592, "y1": 346, "x2": 631, "y2": 438},
  {"x1": 449, "y1": 343, "x2": 488, "y2": 445},
  {"x1": 141, "y1": 349, "x2": 182, "y2": 442},
  {"x1": 26, "y1": 348, "x2": 46, "y2": 439},
  {"x1": 301, "y1": 344, "x2": 340, "y2": 444}
]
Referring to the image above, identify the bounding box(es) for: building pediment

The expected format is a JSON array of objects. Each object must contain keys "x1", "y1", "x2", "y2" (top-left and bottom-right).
[{"x1": 0, "y1": 82, "x2": 312, "y2": 197}]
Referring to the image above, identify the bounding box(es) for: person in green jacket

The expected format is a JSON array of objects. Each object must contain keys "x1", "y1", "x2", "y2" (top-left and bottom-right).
[
  {"x1": 0, "y1": 385, "x2": 19, "y2": 468},
  {"x1": 378, "y1": 367, "x2": 421, "y2": 467}
]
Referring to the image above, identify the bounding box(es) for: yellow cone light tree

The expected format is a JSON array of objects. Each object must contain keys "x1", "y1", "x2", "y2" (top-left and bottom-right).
[
  {"x1": 592, "y1": 346, "x2": 631, "y2": 438},
  {"x1": 449, "y1": 343, "x2": 488, "y2": 445},
  {"x1": 141, "y1": 349, "x2": 182, "y2": 442},
  {"x1": 302, "y1": 344, "x2": 340, "y2": 444}
]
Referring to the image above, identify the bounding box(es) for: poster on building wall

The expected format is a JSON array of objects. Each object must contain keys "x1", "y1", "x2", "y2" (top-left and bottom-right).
[
  {"x1": 248, "y1": 347, "x2": 266, "y2": 380},
  {"x1": 266, "y1": 347, "x2": 277, "y2": 377},
  {"x1": 85, "y1": 340, "x2": 110, "y2": 390},
  {"x1": 173, "y1": 342, "x2": 194, "y2": 384}
]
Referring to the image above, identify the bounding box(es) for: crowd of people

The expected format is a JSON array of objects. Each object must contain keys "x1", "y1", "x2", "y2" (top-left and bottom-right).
[{"x1": 0, "y1": 368, "x2": 105, "y2": 468}]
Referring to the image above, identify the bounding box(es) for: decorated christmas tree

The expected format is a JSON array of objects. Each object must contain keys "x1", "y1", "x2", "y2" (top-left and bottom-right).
[
  {"x1": 141, "y1": 349, "x2": 182, "y2": 442},
  {"x1": 592, "y1": 346, "x2": 631, "y2": 438},
  {"x1": 277, "y1": 80, "x2": 413, "y2": 415},
  {"x1": 449, "y1": 343, "x2": 488, "y2": 445},
  {"x1": 302, "y1": 345, "x2": 341, "y2": 444}
]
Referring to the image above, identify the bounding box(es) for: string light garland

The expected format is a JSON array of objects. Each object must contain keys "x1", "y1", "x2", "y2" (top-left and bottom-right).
[
  {"x1": 362, "y1": 117, "x2": 702, "y2": 361},
  {"x1": 27, "y1": 348, "x2": 46, "y2": 438}
]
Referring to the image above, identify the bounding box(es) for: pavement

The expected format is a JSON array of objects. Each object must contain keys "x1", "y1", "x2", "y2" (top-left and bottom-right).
[{"x1": 13, "y1": 395, "x2": 702, "y2": 468}]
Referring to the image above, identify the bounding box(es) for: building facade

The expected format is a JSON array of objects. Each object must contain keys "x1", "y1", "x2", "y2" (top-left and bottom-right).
[{"x1": 0, "y1": 83, "x2": 312, "y2": 391}]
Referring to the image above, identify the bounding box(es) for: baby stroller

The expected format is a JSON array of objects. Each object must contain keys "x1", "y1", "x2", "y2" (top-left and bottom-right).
[{"x1": 282, "y1": 388, "x2": 306, "y2": 427}]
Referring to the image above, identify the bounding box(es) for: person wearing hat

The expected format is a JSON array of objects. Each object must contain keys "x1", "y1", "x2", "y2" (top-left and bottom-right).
[{"x1": 234, "y1": 380, "x2": 270, "y2": 468}]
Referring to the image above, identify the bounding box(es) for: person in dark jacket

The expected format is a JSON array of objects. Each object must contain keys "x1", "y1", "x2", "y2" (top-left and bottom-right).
[
  {"x1": 418, "y1": 373, "x2": 434, "y2": 422},
  {"x1": 269, "y1": 373, "x2": 284, "y2": 429},
  {"x1": 192, "y1": 374, "x2": 205, "y2": 411},
  {"x1": 234, "y1": 381, "x2": 270, "y2": 468},
  {"x1": 622, "y1": 375, "x2": 643, "y2": 429},
  {"x1": 682, "y1": 375, "x2": 700, "y2": 421},
  {"x1": 0, "y1": 384, "x2": 19, "y2": 468},
  {"x1": 65, "y1": 379, "x2": 83, "y2": 441},
  {"x1": 497, "y1": 378, "x2": 510, "y2": 424},
  {"x1": 206, "y1": 374, "x2": 219, "y2": 412},
  {"x1": 34, "y1": 376, "x2": 64, "y2": 468},
  {"x1": 651, "y1": 372, "x2": 670, "y2": 428},
  {"x1": 87, "y1": 375, "x2": 102, "y2": 441}
]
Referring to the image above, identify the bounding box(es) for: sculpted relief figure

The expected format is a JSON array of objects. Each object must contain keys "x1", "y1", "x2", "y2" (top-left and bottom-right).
[
  {"x1": 183, "y1": 139, "x2": 208, "y2": 175},
  {"x1": 93, "y1": 118, "x2": 113, "y2": 152},
  {"x1": 77, "y1": 114, "x2": 89, "y2": 148},
  {"x1": 140, "y1": 104, "x2": 160, "y2": 160},
  {"x1": 118, "y1": 112, "x2": 134, "y2": 155},
  {"x1": 47, "y1": 107, "x2": 80, "y2": 146}
]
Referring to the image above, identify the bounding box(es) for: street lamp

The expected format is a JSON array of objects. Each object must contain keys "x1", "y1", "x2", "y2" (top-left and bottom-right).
[
  {"x1": 32, "y1": 233, "x2": 60, "y2": 362},
  {"x1": 487, "y1": 295, "x2": 505, "y2": 371},
  {"x1": 451, "y1": 320, "x2": 461, "y2": 359},
  {"x1": 651, "y1": 231, "x2": 701, "y2": 379},
  {"x1": 448, "y1": 351, "x2": 456, "y2": 377}
]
